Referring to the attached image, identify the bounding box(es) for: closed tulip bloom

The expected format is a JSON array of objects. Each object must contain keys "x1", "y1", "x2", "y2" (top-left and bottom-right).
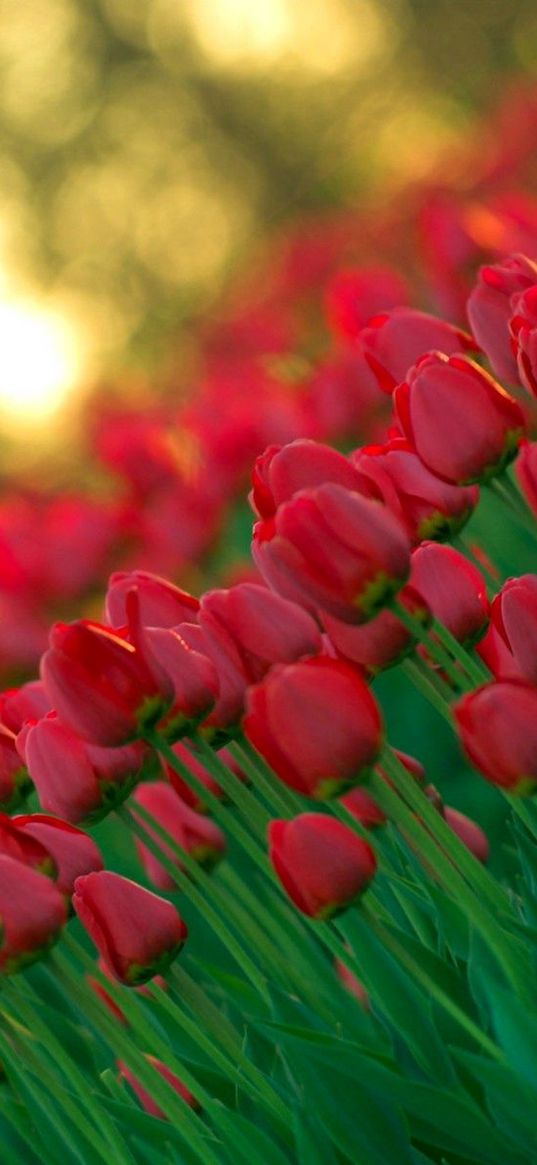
[
  {"x1": 20, "y1": 714, "x2": 146, "y2": 824},
  {"x1": 73, "y1": 870, "x2": 188, "y2": 984},
  {"x1": 358, "y1": 307, "x2": 477, "y2": 394},
  {"x1": 142, "y1": 626, "x2": 219, "y2": 738},
  {"x1": 340, "y1": 786, "x2": 386, "y2": 828},
  {"x1": 322, "y1": 583, "x2": 430, "y2": 676},
  {"x1": 250, "y1": 439, "x2": 376, "y2": 520},
  {"x1": 106, "y1": 570, "x2": 199, "y2": 629},
  {"x1": 509, "y1": 285, "x2": 537, "y2": 397},
  {"x1": 353, "y1": 439, "x2": 479, "y2": 543},
  {"x1": 244, "y1": 657, "x2": 383, "y2": 799},
  {"x1": 467, "y1": 253, "x2": 537, "y2": 382},
  {"x1": 491, "y1": 574, "x2": 537, "y2": 684},
  {"x1": 454, "y1": 682, "x2": 537, "y2": 793},
  {"x1": 253, "y1": 483, "x2": 411, "y2": 625},
  {"x1": 516, "y1": 440, "x2": 537, "y2": 516},
  {"x1": 177, "y1": 621, "x2": 246, "y2": 733},
  {"x1": 269, "y1": 814, "x2": 377, "y2": 919},
  {"x1": 13, "y1": 814, "x2": 104, "y2": 897},
  {"x1": 475, "y1": 622, "x2": 523, "y2": 682},
  {"x1": 410, "y1": 542, "x2": 489, "y2": 647},
  {"x1": 0, "y1": 855, "x2": 67, "y2": 973},
  {"x1": 0, "y1": 680, "x2": 50, "y2": 734},
  {"x1": 394, "y1": 352, "x2": 526, "y2": 484},
  {"x1": 0, "y1": 813, "x2": 56, "y2": 876},
  {"x1": 41, "y1": 618, "x2": 174, "y2": 747},
  {"x1": 119, "y1": 1057, "x2": 199, "y2": 1118},
  {"x1": 132, "y1": 781, "x2": 226, "y2": 889},
  {"x1": 443, "y1": 807, "x2": 489, "y2": 864},
  {"x1": 0, "y1": 724, "x2": 31, "y2": 810},
  {"x1": 199, "y1": 583, "x2": 323, "y2": 686}
]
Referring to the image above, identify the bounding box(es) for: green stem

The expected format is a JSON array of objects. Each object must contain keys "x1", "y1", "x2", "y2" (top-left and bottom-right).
[
  {"x1": 188, "y1": 734, "x2": 271, "y2": 835},
  {"x1": 430, "y1": 618, "x2": 489, "y2": 687},
  {"x1": 389, "y1": 599, "x2": 471, "y2": 690},
  {"x1": 402, "y1": 658, "x2": 454, "y2": 723},
  {"x1": 230, "y1": 736, "x2": 302, "y2": 817},
  {"x1": 118, "y1": 804, "x2": 271, "y2": 1002}
]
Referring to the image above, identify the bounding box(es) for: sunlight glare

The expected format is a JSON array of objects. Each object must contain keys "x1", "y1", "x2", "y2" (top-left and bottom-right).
[{"x1": 0, "y1": 298, "x2": 82, "y2": 428}]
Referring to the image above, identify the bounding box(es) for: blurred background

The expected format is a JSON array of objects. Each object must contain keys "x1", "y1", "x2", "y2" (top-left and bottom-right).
[{"x1": 1, "y1": 0, "x2": 536, "y2": 455}]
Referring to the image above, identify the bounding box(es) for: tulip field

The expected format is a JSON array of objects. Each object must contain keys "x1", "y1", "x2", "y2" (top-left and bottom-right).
[{"x1": 4, "y1": 85, "x2": 537, "y2": 1164}]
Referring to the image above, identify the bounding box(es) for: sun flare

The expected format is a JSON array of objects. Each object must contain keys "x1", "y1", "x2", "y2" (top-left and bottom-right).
[{"x1": 0, "y1": 298, "x2": 81, "y2": 427}]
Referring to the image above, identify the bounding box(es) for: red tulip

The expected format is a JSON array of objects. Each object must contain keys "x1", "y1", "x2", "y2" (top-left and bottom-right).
[
  {"x1": 443, "y1": 806, "x2": 489, "y2": 864},
  {"x1": 199, "y1": 583, "x2": 322, "y2": 685},
  {"x1": 509, "y1": 284, "x2": 537, "y2": 397},
  {"x1": 491, "y1": 574, "x2": 537, "y2": 684},
  {"x1": 20, "y1": 714, "x2": 147, "y2": 824},
  {"x1": 73, "y1": 870, "x2": 188, "y2": 985},
  {"x1": 106, "y1": 570, "x2": 199, "y2": 629},
  {"x1": 352, "y1": 438, "x2": 479, "y2": 543},
  {"x1": 269, "y1": 814, "x2": 377, "y2": 918},
  {"x1": 41, "y1": 616, "x2": 174, "y2": 747},
  {"x1": 0, "y1": 813, "x2": 56, "y2": 876},
  {"x1": 0, "y1": 680, "x2": 50, "y2": 734},
  {"x1": 250, "y1": 439, "x2": 375, "y2": 520},
  {"x1": 253, "y1": 483, "x2": 411, "y2": 624},
  {"x1": 322, "y1": 583, "x2": 430, "y2": 675},
  {"x1": 13, "y1": 814, "x2": 104, "y2": 896},
  {"x1": 467, "y1": 253, "x2": 537, "y2": 382},
  {"x1": 394, "y1": 352, "x2": 526, "y2": 484},
  {"x1": 454, "y1": 681, "x2": 537, "y2": 793},
  {"x1": 516, "y1": 440, "x2": 537, "y2": 517},
  {"x1": 142, "y1": 626, "x2": 219, "y2": 738},
  {"x1": 324, "y1": 265, "x2": 409, "y2": 341},
  {"x1": 358, "y1": 307, "x2": 477, "y2": 394},
  {"x1": 119, "y1": 1057, "x2": 199, "y2": 1118},
  {"x1": 410, "y1": 542, "x2": 489, "y2": 647},
  {"x1": 340, "y1": 787, "x2": 386, "y2": 828},
  {"x1": 0, "y1": 855, "x2": 67, "y2": 973},
  {"x1": 244, "y1": 656, "x2": 383, "y2": 799},
  {"x1": 0, "y1": 724, "x2": 31, "y2": 811},
  {"x1": 132, "y1": 781, "x2": 226, "y2": 889}
]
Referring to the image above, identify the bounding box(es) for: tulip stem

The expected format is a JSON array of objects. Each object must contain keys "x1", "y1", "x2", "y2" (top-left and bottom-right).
[
  {"x1": 188, "y1": 733, "x2": 271, "y2": 833},
  {"x1": 488, "y1": 477, "x2": 537, "y2": 541},
  {"x1": 117, "y1": 804, "x2": 272, "y2": 1002},
  {"x1": 49, "y1": 946, "x2": 225, "y2": 1164},
  {"x1": 389, "y1": 600, "x2": 472, "y2": 691},
  {"x1": 356, "y1": 904, "x2": 504, "y2": 1061},
  {"x1": 146, "y1": 730, "x2": 270, "y2": 868},
  {"x1": 429, "y1": 618, "x2": 489, "y2": 686},
  {"x1": 3, "y1": 980, "x2": 136, "y2": 1165},
  {"x1": 231, "y1": 736, "x2": 304, "y2": 816},
  {"x1": 402, "y1": 658, "x2": 454, "y2": 723}
]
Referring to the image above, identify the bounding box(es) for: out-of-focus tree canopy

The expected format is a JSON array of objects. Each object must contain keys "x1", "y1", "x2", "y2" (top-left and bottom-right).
[{"x1": 0, "y1": 0, "x2": 536, "y2": 375}]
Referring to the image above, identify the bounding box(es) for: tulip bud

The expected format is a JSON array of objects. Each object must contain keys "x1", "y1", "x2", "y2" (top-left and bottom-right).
[
  {"x1": 250, "y1": 439, "x2": 375, "y2": 520},
  {"x1": 199, "y1": 583, "x2": 323, "y2": 686},
  {"x1": 12, "y1": 814, "x2": 104, "y2": 897},
  {"x1": 352, "y1": 439, "x2": 479, "y2": 543},
  {"x1": 253, "y1": 483, "x2": 411, "y2": 625},
  {"x1": 358, "y1": 307, "x2": 477, "y2": 394},
  {"x1": 0, "y1": 724, "x2": 31, "y2": 811},
  {"x1": 73, "y1": 870, "x2": 188, "y2": 984},
  {"x1": 118, "y1": 1057, "x2": 199, "y2": 1118},
  {"x1": 509, "y1": 285, "x2": 537, "y2": 397},
  {"x1": 322, "y1": 583, "x2": 430, "y2": 675},
  {"x1": 0, "y1": 813, "x2": 56, "y2": 877},
  {"x1": 491, "y1": 574, "x2": 537, "y2": 684},
  {"x1": 20, "y1": 714, "x2": 147, "y2": 824},
  {"x1": 394, "y1": 352, "x2": 526, "y2": 485},
  {"x1": 516, "y1": 439, "x2": 537, "y2": 516},
  {"x1": 443, "y1": 806, "x2": 489, "y2": 864},
  {"x1": 132, "y1": 781, "x2": 226, "y2": 889},
  {"x1": 340, "y1": 787, "x2": 386, "y2": 828},
  {"x1": 0, "y1": 680, "x2": 50, "y2": 734},
  {"x1": 454, "y1": 681, "x2": 537, "y2": 793},
  {"x1": 244, "y1": 656, "x2": 383, "y2": 799},
  {"x1": 41, "y1": 615, "x2": 174, "y2": 747},
  {"x1": 106, "y1": 570, "x2": 199, "y2": 629},
  {"x1": 334, "y1": 957, "x2": 370, "y2": 1007},
  {"x1": 177, "y1": 621, "x2": 246, "y2": 735},
  {"x1": 324, "y1": 266, "x2": 410, "y2": 341},
  {"x1": 410, "y1": 542, "x2": 489, "y2": 647},
  {"x1": 0, "y1": 855, "x2": 67, "y2": 973},
  {"x1": 475, "y1": 622, "x2": 522, "y2": 681},
  {"x1": 467, "y1": 253, "x2": 537, "y2": 382},
  {"x1": 142, "y1": 626, "x2": 219, "y2": 739},
  {"x1": 269, "y1": 814, "x2": 377, "y2": 918}
]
